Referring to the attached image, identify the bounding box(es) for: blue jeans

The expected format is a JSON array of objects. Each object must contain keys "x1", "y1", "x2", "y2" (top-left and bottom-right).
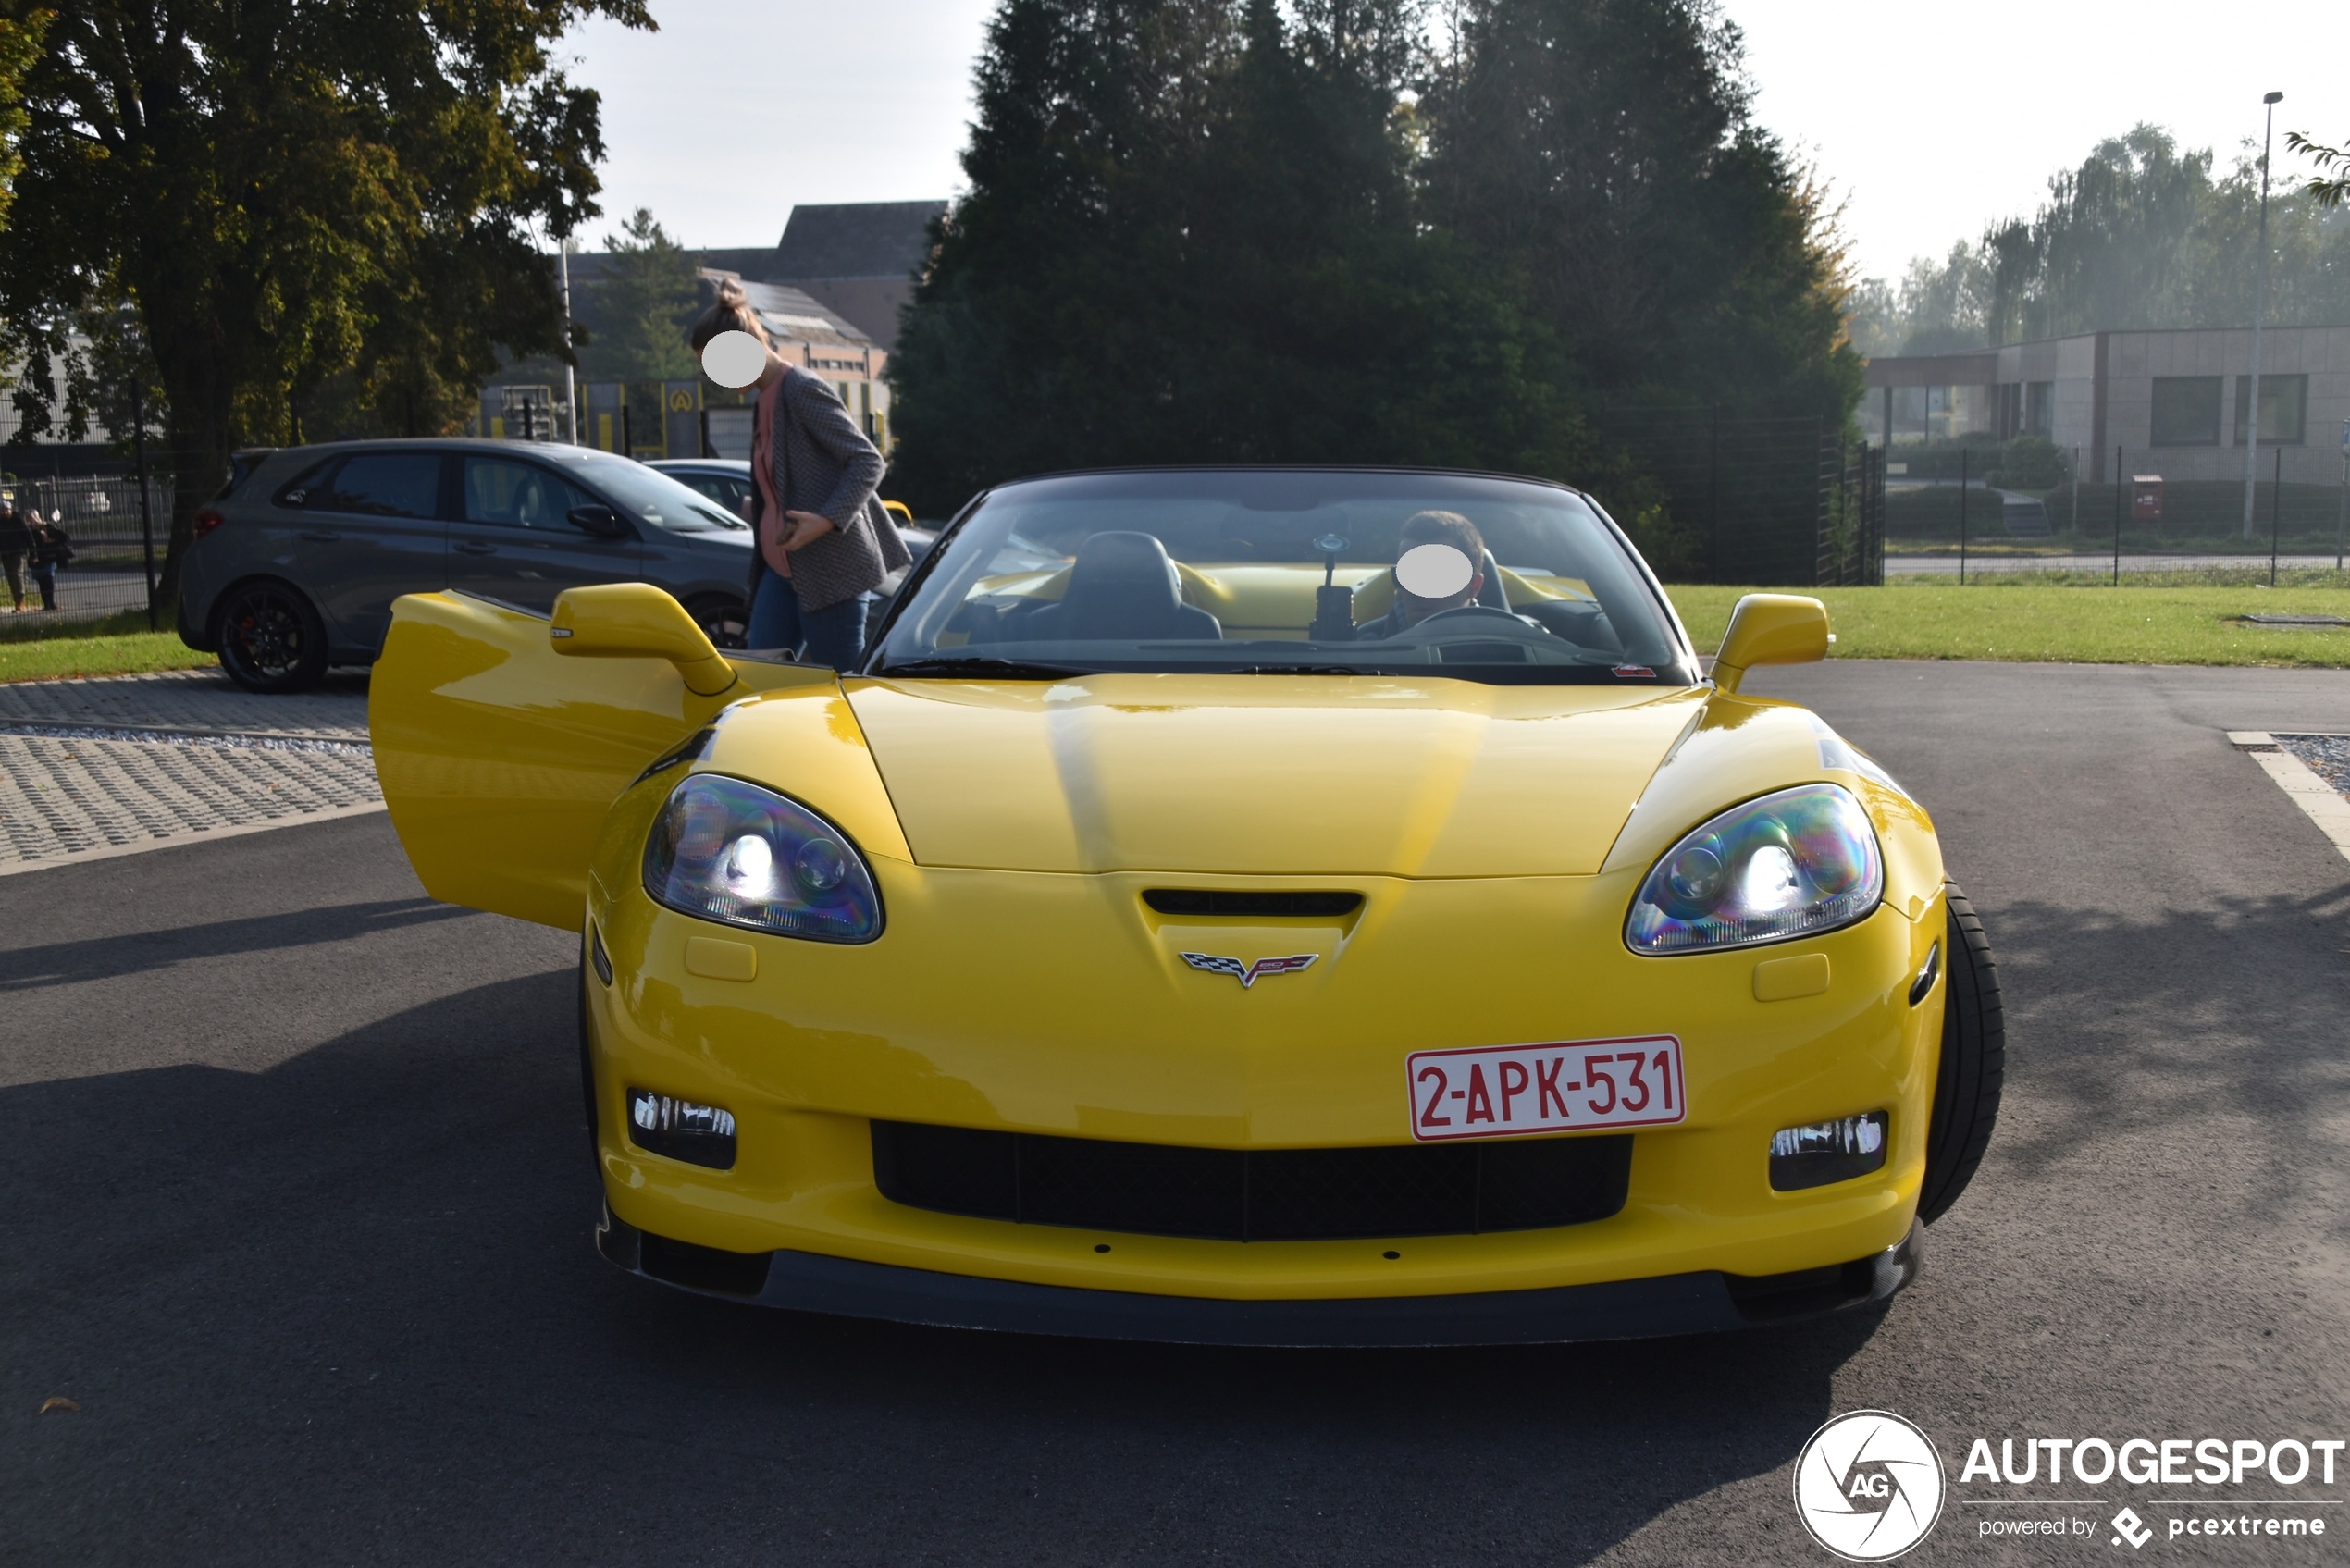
[{"x1": 747, "y1": 571, "x2": 872, "y2": 668}]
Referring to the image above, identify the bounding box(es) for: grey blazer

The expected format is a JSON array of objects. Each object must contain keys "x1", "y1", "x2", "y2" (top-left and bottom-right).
[{"x1": 748, "y1": 365, "x2": 909, "y2": 611}]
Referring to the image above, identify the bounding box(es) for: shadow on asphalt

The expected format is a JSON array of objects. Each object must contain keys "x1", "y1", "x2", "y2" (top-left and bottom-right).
[
  {"x1": 14, "y1": 875, "x2": 2349, "y2": 1561},
  {"x1": 0, "y1": 896, "x2": 469, "y2": 993},
  {"x1": 1984, "y1": 886, "x2": 2350, "y2": 1201},
  {"x1": 7, "y1": 962, "x2": 1886, "y2": 1564}
]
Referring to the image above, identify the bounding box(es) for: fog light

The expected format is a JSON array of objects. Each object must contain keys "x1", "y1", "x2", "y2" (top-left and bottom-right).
[
  {"x1": 1769, "y1": 1111, "x2": 1887, "y2": 1191},
  {"x1": 627, "y1": 1089, "x2": 737, "y2": 1170}
]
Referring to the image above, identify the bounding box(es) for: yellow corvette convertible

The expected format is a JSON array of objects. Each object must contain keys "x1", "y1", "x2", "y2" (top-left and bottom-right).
[{"x1": 369, "y1": 466, "x2": 2002, "y2": 1345}]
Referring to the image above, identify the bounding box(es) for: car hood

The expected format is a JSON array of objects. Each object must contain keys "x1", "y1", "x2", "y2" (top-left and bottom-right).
[{"x1": 841, "y1": 674, "x2": 1706, "y2": 877}]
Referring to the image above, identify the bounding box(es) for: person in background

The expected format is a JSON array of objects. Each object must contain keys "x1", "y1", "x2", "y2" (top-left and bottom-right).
[
  {"x1": 684, "y1": 279, "x2": 906, "y2": 668},
  {"x1": 0, "y1": 499, "x2": 29, "y2": 611},
  {"x1": 27, "y1": 508, "x2": 70, "y2": 611}
]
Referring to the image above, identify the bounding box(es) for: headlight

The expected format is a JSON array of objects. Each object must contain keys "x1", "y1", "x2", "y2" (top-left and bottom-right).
[
  {"x1": 643, "y1": 774, "x2": 883, "y2": 943},
  {"x1": 1626, "y1": 784, "x2": 1882, "y2": 954}
]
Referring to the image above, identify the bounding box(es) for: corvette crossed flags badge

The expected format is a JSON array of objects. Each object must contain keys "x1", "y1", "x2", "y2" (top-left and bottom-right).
[{"x1": 1180, "y1": 952, "x2": 1319, "y2": 989}]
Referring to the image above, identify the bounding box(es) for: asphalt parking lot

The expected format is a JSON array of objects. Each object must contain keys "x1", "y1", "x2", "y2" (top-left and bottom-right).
[{"x1": 5, "y1": 661, "x2": 2347, "y2": 1566}]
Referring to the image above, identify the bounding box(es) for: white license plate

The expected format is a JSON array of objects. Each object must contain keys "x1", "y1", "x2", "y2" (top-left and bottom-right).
[{"x1": 1407, "y1": 1036, "x2": 1686, "y2": 1142}]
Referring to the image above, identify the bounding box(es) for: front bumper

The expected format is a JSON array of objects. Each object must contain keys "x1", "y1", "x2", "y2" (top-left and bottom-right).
[{"x1": 597, "y1": 1204, "x2": 1924, "y2": 1346}]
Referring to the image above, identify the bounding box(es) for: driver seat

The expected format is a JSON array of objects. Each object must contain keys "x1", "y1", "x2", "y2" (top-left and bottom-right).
[
  {"x1": 1476, "y1": 550, "x2": 1509, "y2": 609},
  {"x1": 1029, "y1": 532, "x2": 1222, "y2": 642}
]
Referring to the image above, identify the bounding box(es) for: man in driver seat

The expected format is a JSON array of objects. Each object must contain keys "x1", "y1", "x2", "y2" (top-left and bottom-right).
[{"x1": 1353, "y1": 511, "x2": 1488, "y2": 640}]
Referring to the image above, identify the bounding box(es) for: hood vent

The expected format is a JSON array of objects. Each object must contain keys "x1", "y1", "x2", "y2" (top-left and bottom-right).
[{"x1": 1143, "y1": 890, "x2": 1363, "y2": 918}]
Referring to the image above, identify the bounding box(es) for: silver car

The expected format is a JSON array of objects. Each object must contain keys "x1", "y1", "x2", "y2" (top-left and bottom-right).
[{"x1": 179, "y1": 439, "x2": 755, "y2": 692}]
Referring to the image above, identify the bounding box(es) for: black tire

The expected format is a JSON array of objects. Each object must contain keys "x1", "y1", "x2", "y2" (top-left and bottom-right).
[
  {"x1": 1919, "y1": 881, "x2": 2004, "y2": 1223},
  {"x1": 686, "y1": 593, "x2": 748, "y2": 651},
  {"x1": 213, "y1": 579, "x2": 329, "y2": 693},
  {"x1": 579, "y1": 946, "x2": 603, "y2": 1173}
]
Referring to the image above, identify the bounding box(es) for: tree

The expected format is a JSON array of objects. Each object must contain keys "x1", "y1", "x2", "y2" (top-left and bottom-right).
[
  {"x1": 1979, "y1": 127, "x2": 2208, "y2": 343},
  {"x1": 893, "y1": 0, "x2": 1857, "y2": 570},
  {"x1": 576, "y1": 208, "x2": 702, "y2": 382},
  {"x1": 0, "y1": 0, "x2": 649, "y2": 610},
  {"x1": 0, "y1": 9, "x2": 46, "y2": 235},
  {"x1": 1421, "y1": 0, "x2": 1861, "y2": 421},
  {"x1": 890, "y1": 0, "x2": 1600, "y2": 514},
  {"x1": 1856, "y1": 125, "x2": 2350, "y2": 352},
  {"x1": 1860, "y1": 245, "x2": 1986, "y2": 357},
  {"x1": 2284, "y1": 130, "x2": 2350, "y2": 209}
]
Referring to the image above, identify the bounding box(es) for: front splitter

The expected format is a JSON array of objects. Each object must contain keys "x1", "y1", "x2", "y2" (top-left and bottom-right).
[{"x1": 596, "y1": 1205, "x2": 1923, "y2": 1347}]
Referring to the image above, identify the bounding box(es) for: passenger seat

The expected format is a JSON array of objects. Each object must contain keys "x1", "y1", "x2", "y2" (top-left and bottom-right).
[{"x1": 1027, "y1": 532, "x2": 1222, "y2": 641}]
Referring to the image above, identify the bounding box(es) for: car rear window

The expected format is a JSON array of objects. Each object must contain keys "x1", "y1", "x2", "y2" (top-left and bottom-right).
[{"x1": 311, "y1": 453, "x2": 443, "y2": 518}]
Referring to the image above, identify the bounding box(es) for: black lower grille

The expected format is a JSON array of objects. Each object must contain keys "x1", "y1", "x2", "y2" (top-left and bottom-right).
[{"x1": 871, "y1": 1121, "x2": 1630, "y2": 1241}]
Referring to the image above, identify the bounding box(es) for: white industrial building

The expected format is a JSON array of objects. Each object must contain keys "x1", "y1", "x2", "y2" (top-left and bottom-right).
[{"x1": 1861, "y1": 325, "x2": 2350, "y2": 483}]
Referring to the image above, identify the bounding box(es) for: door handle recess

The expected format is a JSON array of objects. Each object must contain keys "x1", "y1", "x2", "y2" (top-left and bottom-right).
[
  {"x1": 298, "y1": 530, "x2": 341, "y2": 543},
  {"x1": 453, "y1": 541, "x2": 498, "y2": 555}
]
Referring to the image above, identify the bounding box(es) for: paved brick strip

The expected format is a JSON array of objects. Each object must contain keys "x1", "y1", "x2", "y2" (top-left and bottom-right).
[{"x1": 0, "y1": 669, "x2": 382, "y2": 875}]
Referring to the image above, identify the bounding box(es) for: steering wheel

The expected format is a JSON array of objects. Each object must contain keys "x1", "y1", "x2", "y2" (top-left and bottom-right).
[{"x1": 1413, "y1": 605, "x2": 1544, "y2": 631}]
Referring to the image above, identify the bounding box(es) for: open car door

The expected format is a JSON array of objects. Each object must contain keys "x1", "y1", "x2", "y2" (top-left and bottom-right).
[{"x1": 368, "y1": 589, "x2": 828, "y2": 930}]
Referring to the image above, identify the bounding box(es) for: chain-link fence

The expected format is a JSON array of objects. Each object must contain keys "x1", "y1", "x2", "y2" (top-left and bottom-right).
[
  {"x1": 1, "y1": 467, "x2": 177, "y2": 622},
  {"x1": 1592, "y1": 410, "x2": 1885, "y2": 586}
]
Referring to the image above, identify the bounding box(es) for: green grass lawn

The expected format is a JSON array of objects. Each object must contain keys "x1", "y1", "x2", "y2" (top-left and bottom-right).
[
  {"x1": 0, "y1": 608, "x2": 218, "y2": 684},
  {"x1": 6, "y1": 580, "x2": 2350, "y2": 683},
  {"x1": 1664, "y1": 578, "x2": 2350, "y2": 668}
]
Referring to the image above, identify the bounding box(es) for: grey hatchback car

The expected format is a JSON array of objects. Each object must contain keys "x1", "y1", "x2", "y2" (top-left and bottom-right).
[{"x1": 179, "y1": 439, "x2": 755, "y2": 692}]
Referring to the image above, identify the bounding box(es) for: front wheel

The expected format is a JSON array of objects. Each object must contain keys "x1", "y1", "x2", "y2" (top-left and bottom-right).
[
  {"x1": 213, "y1": 580, "x2": 329, "y2": 693},
  {"x1": 1918, "y1": 881, "x2": 2004, "y2": 1223}
]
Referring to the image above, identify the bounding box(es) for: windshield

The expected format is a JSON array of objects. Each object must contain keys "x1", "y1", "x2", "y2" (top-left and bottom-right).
[
  {"x1": 872, "y1": 470, "x2": 1695, "y2": 685},
  {"x1": 538, "y1": 447, "x2": 749, "y2": 533}
]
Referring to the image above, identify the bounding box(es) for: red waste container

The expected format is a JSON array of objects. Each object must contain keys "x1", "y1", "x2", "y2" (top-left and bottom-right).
[{"x1": 2131, "y1": 475, "x2": 2163, "y2": 523}]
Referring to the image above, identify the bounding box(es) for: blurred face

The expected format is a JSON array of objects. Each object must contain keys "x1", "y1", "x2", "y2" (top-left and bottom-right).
[{"x1": 1393, "y1": 535, "x2": 1484, "y2": 626}]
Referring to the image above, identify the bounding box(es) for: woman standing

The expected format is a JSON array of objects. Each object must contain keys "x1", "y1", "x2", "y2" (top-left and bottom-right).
[{"x1": 686, "y1": 281, "x2": 906, "y2": 667}]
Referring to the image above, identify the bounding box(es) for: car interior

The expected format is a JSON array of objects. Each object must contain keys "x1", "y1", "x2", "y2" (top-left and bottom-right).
[
  {"x1": 466, "y1": 460, "x2": 585, "y2": 528},
  {"x1": 935, "y1": 531, "x2": 1633, "y2": 661}
]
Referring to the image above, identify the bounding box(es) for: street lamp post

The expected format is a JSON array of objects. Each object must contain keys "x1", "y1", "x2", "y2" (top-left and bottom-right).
[
  {"x1": 2243, "y1": 91, "x2": 2282, "y2": 540},
  {"x1": 559, "y1": 237, "x2": 579, "y2": 445}
]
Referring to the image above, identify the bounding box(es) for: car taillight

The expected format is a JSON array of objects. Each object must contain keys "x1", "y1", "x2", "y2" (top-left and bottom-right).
[{"x1": 191, "y1": 508, "x2": 225, "y2": 541}]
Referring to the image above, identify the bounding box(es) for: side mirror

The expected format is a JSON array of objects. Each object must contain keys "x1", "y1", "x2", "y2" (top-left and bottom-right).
[
  {"x1": 1712, "y1": 593, "x2": 1831, "y2": 694},
  {"x1": 567, "y1": 504, "x2": 631, "y2": 539},
  {"x1": 550, "y1": 584, "x2": 737, "y2": 696}
]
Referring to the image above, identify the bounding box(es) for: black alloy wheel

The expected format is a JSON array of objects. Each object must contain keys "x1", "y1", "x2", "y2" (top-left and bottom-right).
[
  {"x1": 213, "y1": 580, "x2": 328, "y2": 693},
  {"x1": 1918, "y1": 881, "x2": 2005, "y2": 1223},
  {"x1": 686, "y1": 593, "x2": 748, "y2": 651}
]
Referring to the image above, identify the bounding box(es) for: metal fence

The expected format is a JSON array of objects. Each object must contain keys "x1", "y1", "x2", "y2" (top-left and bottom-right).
[
  {"x1": 1593, "y1": 410, "x2": 1885, "y2": 586},
  {"x1": 1820, "y1": 440, "x2": 1887, "y2": 587},
  {"x1": 1882, "y1": 440, "x2": 2350, "y2": 573},
  {"x1": 2, "y1": 467, "x2": 175, "y2": 622}
]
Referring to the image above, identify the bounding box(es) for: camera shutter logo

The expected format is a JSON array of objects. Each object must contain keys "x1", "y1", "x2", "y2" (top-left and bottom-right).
[{"x1": 1792, "y1": 1410, "x2": 1946, "y2": 1561}]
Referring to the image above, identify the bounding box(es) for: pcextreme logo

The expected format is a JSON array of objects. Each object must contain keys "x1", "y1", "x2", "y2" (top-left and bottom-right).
[{"x1": 1794, "y1": 1411, "x2": 1948, "y2": 1562}]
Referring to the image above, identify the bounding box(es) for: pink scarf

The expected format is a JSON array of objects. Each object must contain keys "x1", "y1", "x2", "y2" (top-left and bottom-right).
[{"x1": 751, "y1": 374, "x2": 791, "y2": 578}]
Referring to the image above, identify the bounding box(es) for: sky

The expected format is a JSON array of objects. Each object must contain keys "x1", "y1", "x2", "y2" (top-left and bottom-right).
[{"x1": 563, "y1": 0, "x2": 2350, "y2": 283}]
